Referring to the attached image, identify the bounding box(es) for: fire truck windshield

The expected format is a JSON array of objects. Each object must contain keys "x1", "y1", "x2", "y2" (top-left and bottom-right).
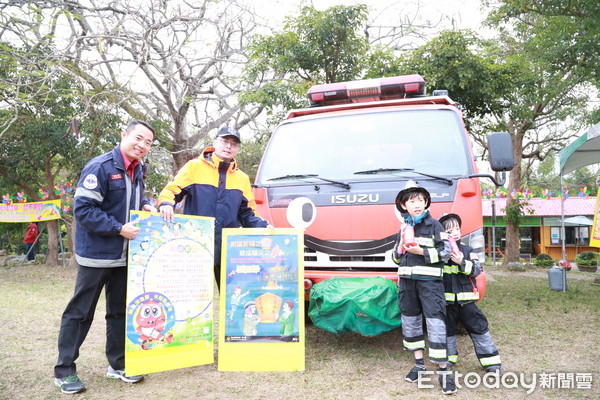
[{"x1": 256, "y1": 109, "x2": 472, "y2": 184}]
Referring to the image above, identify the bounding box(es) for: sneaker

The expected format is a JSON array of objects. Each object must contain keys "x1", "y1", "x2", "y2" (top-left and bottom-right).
[
  {"x1": 405, "y1": 364, "x2": 427, "y2": 382},
  {"x1": 106, "y1": 366, "x2": 144, "y2": 383},
  {"x1": 54, "y1": 373, "x2": 85, "y2": 394},
  {"x1": 485, "y1": 365, "x2": 502, "y2": 374},
  {"x1": 439, "y1": 370, "x2": 457, "y2": 395}
]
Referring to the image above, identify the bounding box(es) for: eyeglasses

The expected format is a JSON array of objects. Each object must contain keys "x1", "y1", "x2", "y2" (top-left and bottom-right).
[{"x1": 217, "y1": 137, "x2": 240, "y2": 149}]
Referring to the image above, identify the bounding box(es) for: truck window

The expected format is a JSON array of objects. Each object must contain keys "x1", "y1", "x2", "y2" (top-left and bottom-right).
[{"x1": 257, "y1": 109, "x2": 471, "y2": 184}]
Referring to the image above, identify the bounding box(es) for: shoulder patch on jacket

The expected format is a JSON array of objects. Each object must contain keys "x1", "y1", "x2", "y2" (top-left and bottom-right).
[{"x1": 83, "y1": 174, "x2": 98, "y2": 189}]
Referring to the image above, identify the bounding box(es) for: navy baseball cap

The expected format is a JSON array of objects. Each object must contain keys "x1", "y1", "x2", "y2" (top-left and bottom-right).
[{"x1": 216, "y1": 126, "x2": 241, "y2": 143}]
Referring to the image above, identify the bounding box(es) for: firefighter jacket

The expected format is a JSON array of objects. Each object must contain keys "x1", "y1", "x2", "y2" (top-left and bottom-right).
[
  {"x1": 392, "y1": 212, "x2": 450, "y2": 280},
  {"x1": 157, "y1": 146, "x2": 268, "y2": 247},
  {"x1": 443, "y1": 242, "x2": 482, "y2": 304},
  {"x1": 74, "y1": 145, "x2": 150, "y2": 268}
]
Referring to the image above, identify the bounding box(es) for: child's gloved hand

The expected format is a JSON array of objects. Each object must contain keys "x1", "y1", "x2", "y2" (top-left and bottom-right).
[
  {"x1": 405, "y1": 243, "x2": 424, "y2": 255},
  {"x1": 450, "y1": 251, "x2": 464, "y2": 265}
]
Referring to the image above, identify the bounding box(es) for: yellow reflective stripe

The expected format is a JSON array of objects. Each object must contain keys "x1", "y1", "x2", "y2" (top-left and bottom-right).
[
  {"x1": 448, "y1": 354, "x2": 458, "y2": 363},
  {"x1": 457, "y1": 291, "x2": 480, "y2": 301},
  {"x1": 444, "y1": 265, "x2": 459, "y2": 274},
  {"x1": 463, "y1": 260, "x2": 473, "y2": 275},
  {"x1": 429, "y1": 348, "x2": 447, "y2": 359},
  {"x1": 445, "y1": 293, "x2": 456, "y2": 301},
  {"x1": 415, "y1": 237, "x2": 434, "y2": 247},
  {"x1": 398, "y1": 266, "x2": 443, "y2": 277},
  {"x1": 403, "y1": 340, "x2": 425, "y2": 350},
  {"x1": 427, "y1": 248, "x2": 439, "y2": 263},
  {"x1": 480, "y1": 355, "x2": 502, "y2": 366}
]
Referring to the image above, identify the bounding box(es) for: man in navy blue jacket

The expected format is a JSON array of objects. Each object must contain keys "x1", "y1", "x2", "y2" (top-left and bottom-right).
[{"x1": 53, "y1": 120, "x2": 157, "y2": 394}]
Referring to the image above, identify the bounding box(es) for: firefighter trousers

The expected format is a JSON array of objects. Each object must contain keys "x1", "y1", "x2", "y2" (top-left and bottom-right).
[
  {"x1": 398, "y1": 278, "x2": 447, "y2": 363},
  {"x1": 446, "y1": 302, "x2": 501, "y2": 370}
]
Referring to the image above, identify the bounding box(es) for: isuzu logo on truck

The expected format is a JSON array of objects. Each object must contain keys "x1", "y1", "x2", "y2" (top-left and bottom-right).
[{"x1": 330, "y1": 194, "x2": 380, "y2": 204}]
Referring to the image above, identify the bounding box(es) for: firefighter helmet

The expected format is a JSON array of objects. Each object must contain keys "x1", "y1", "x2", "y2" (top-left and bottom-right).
[{"x1": 395, "y1": 180, "x2": 431, "y2": 212}]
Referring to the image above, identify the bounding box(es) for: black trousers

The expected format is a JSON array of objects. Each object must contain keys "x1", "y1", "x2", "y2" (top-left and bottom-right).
[
  {"x1": 25, "y1": 243, "x2": 35, "y2": 260},
  {"x1": 54, "y1": 265, "x2": 127, "y2": 378}
]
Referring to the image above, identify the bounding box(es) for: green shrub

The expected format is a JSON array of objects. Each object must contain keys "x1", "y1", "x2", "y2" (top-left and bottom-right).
[
  {"x1": 575, "y1": 251, "x2": 599, "y2": 266},
  {"x1": 533, "y1": 253, "x2": 555, "y2": 267}
]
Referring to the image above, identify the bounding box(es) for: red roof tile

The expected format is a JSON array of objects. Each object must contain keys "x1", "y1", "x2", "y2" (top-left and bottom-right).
[{"x1": 482, "y1": 197, "x2": 597, "y2": 217}]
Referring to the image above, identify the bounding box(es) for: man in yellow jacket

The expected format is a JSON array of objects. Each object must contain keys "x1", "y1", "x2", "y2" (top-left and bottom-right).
[{"x1": 158, "y1": 127, "x2": 270, "y2": 288}]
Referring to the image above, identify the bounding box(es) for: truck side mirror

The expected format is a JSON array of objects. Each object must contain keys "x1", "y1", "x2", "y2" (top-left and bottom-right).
[
  {"x1": 488, "y1": 132, "x2": 514, "y2": 172},
  {"x1": 469, "y1": 132, "x2": 514, "y2": 186}
]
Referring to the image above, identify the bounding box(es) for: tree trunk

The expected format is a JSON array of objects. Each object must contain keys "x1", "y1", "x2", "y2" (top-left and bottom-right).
[
  {"x1": 43, "y1": 157, "x2": 60, "y2": 266},
  {"x1": 503, "y1": 132, "x2": 524, "y2": 266},
  {"x1": 67, "y1": 221, "x2": 78, "y2": 269},
  {"x1": 63, "y1": 213, "x2": 78, "y2": 268},
  {"x1": 63, "y1": 214, "x2": 74, "y2": 253},
  {"x1": 46, "y1": 219, "x2": 59, "y2": 267}
]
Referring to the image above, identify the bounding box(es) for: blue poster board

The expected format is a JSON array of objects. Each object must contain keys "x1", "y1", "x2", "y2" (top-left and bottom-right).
[{"x1": 218, "y1": 228, "x2": 305, "y2": 371}]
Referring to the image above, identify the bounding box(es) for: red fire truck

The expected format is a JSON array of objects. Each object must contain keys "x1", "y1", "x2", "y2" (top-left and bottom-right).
[{"x1": 252, "y1": 75, "x2": 513, "y2": 300}]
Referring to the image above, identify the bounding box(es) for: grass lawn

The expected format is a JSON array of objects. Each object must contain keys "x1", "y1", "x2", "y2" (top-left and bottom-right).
[{"x1": 0, "y1": 264, "x2": 598, "y2": 400}]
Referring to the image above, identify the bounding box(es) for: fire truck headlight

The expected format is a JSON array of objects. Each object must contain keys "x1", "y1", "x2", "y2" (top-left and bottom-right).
[{"x1": 304, "y1": 279, "x2": 314, "y2": 290}]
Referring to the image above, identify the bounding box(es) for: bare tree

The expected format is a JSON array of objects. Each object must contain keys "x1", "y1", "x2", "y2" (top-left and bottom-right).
[
  {"x1": 365, "y1": 0, "x2": 484, "y2": 51},
  {"x1": 1, "y1": 0, "x2": 265, "y2": 170}
]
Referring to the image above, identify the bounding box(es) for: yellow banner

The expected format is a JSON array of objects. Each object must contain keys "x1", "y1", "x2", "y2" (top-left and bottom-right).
[
  {"x1": 0, "y1": 200, "x2": 61, "y2": 222},
  {"x1": 591, "y1": 195, "x2": 600, "y2": 248}
]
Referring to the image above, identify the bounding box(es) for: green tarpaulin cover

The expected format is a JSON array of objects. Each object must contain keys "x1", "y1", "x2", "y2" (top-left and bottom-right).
[{"x1": 308, "y1": 277, "x2": 402, "y2": 336}]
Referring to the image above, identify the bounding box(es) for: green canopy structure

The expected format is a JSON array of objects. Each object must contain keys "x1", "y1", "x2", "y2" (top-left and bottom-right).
[
  {"x1": 558, "y1": 122, "x2": 600, "y2": 259},
  {"x1": 559, "y1": 123, "x2": 600, "y2": 175}
]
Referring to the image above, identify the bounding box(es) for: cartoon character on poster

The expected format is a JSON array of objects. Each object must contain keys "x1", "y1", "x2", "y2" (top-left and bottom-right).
[
  {"x1": 279, "y1": 300, "x2": 296, "y2": 337},
  {"x1": 243, "y1": 301, "x2": 260, "y2": 336},
  {"x1": 127, "y1": 292, "x2": 176, "y2": 350},
  {"x1": 229, "y1": 286, "x2": 250, "y2": 322}
]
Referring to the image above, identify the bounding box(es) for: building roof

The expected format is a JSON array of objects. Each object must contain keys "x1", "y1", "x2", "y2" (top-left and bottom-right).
[{"x1": 482, "y1": 197, "x2": 597, "y2": 217}]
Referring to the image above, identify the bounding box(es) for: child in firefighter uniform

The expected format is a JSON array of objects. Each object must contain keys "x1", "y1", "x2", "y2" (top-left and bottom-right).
[
  {"x1": 439, "y1": 213, "x2": 502, "y2": 373},
  {"x1": 392, "y1": 181, "x2": 455, "y2": 395}
]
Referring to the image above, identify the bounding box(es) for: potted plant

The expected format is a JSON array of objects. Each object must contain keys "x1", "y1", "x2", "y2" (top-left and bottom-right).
[
  {"x1": 575, "y1": 251, "x2": 599, "y2": 273},
  {"x1": 533, "y1": 253, "x2": 555, "y2": 268}
]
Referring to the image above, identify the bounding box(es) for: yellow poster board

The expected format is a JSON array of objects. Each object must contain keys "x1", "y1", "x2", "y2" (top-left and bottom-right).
[
  {"x1": 218, "y1": 228, "x2": 305, "y2": 371},
  {"x1": 591, "y1": 194, "x2": 600, "y2": 248},
  {"x1": 125, "y1": 211, "x2": 215, "y2": 375},
  {"x1": 0, "y1": 199, "x2": 61, "y2": 222}
]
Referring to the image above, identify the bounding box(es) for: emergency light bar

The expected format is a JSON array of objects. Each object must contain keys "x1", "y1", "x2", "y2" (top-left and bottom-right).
[{"x1": 306, "y1": 74, "x2": 426, "y2": 106}]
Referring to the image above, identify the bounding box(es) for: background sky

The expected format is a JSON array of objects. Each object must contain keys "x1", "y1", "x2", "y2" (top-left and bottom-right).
[{"x1": 256, "y1": 0, "x2": 490, "y2": 34}]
